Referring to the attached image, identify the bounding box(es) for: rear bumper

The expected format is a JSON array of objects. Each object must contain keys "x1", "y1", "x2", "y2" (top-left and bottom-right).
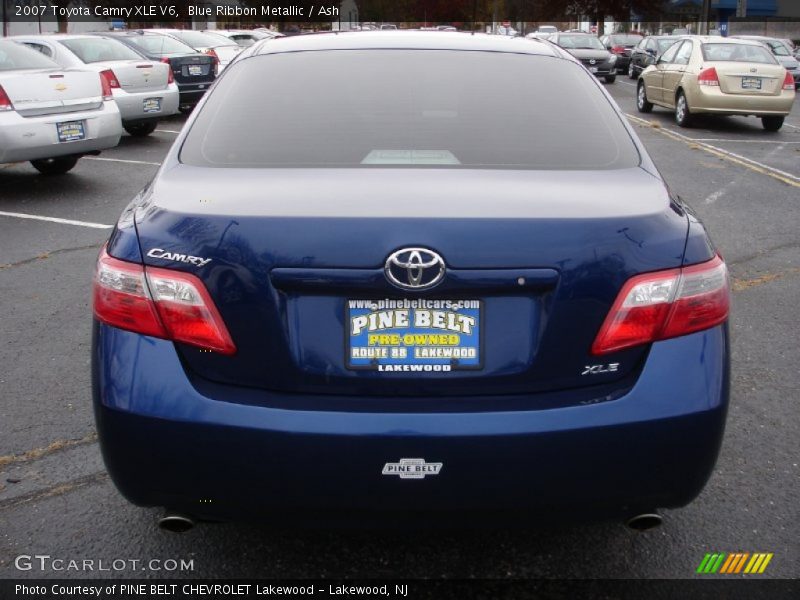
[
  {"x1": 0, "y1": 102, "x2": 122, "y2": 164},
  {"x1": 688, "y1": 85, "x2": 795, "y2": 116},
  {"x1": 113, "y1": 83, "x2": 180, "y2": 122},
  {"x1": 177, "y1": 83, "x2": 211, "y2": 105},
  {"x1": 92, "y1": 323, "x2": 730, "y2": 521}
]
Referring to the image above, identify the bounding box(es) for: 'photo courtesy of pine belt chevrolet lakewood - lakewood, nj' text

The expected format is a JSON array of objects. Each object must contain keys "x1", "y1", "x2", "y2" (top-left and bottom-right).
[{"x1": 1, "y1": 0, "x2": 799, "y2": 595}]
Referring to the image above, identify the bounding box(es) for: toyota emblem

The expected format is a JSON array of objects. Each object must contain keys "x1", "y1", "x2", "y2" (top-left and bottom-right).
[
  {"x1": 384, "y1": 248, "x2": 445, "y2": 291},
  {"x1": 589, "y1": 59, "x2": 596, "y2": 65}
]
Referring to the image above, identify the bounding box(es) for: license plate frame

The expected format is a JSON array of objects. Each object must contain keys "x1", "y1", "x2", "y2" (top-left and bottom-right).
[
  {"x1": 346, "y1": 298, "x2": 483, "y2": 372},
  {"x1": 187, "y1": 65, "x2": 203, "y2": 76},
  {"x1": 56, "y1": 120, "x2": 85, "y2": 143},
  {"x1": 142, "y1": 97, "x2": 162, "y2": 113},
  {"x1": 741, "y1": 77, "x2": 762, "y2": 90}
]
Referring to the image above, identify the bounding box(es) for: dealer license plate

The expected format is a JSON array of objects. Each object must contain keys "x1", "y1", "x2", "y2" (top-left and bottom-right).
[
  {"x1": 589, "y1": 67, "x2": 598, "y2": 73},
  {"x1": 188, "y1": 65, "x2": 203, "y2": 76},
  {"x1": 741, "y1": 77, "x2": 762, "y2": 90},
  {"x1": 143, "y1": 98, "x2": 162, "y2": 113},
  {"x1": 347, "y1": 298, "x2": 482, "y2": 372},
  {"x1": 56, "y1": 121, "x2": 85, "y2": 143}
]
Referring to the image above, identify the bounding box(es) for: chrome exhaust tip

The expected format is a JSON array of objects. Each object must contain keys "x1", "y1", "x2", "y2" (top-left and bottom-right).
[
  {"x1": 626, "y1": 513, "x2": 663, "y2": 531},
  {"x1": 158, "y1": 513, "x2": 195, "y2": 533}
]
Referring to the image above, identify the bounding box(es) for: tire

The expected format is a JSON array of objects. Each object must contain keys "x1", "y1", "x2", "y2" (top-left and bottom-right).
[
  {"x1": 637, "y1": 81, "x2": 653, "y2": 113},
  {"x1": 675, "y1": 91, "x2": 693, "y2": 128},
  {"x1": 761, "y1": 116, "x2": 784, "y2": 132},
  {"x1": 124, "y1": 121, "x2": 158, "y2": 137},
  {"x1": 628, "y1": 62, "x2": 636, "y2": 79},
  {"x1": 30, "y1": 156, "x2": 79, "y2": 175},
  {"x1": 605, "y1": 74, "x2": 616, "y2": 84},
  {"x1": 178, "y1": 105, "x2": 194, "y2": 115}
]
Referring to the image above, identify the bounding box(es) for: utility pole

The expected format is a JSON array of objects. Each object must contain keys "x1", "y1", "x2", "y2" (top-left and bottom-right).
[
  {"x1": 700, "y1": 0, "x2": 711, "y2": 35},
  {"x1": 2, "y1": 0, "x2": 7, "y2": 38},
  {"x1": 736, "y1": 0, "x2": 747, "y2": 18}
]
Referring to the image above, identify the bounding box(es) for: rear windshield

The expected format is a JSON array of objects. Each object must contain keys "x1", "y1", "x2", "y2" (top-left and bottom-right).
[
  {"x1": 172, "y1": 30, "x2": 238, "y2": 48},
  {"x1": 701, "y1": 43, "x2": 776, "y2": 64},
  {"x1": 60, "y1": 37, "x2": 143, "y2": 63},
  {"x1": 558, "y1": 35, "x2": 605, "y2": 50},
  {"x1": 181, "y1": 50, "x2": 639, "y2": 170},
  {"x1": 610, "y1": 35, "x2": 642, "y2": 45},
  {"x1": 0, "y1": 40, "x2": 59, "y2": 71},
  {"x1": 124, "y1": 34, "x2": 196, "y2": 56}
]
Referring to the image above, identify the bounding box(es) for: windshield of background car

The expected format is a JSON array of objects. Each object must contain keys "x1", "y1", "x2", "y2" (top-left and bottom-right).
[
  {"x1": 175, "y1": 30, "x2": 238, "y2": 48},
  {"x1": 766, "y1": 41, "x2": 790, "y2": 56},
  {"x1": 701, "y1": 43, "x2": 777, "y2": 64},
  {"x1": 180, "y1": 50, "x2": 640, "y2": 170},
  {"x1": 125, "y1": 34, "x2": 197, "y2": 56},
  {"x1": 558, "y1": 35, "x2": 605, "y2": 50},
  {"x1": 611, "y1": 35, "x2": 642, "y2": 45},
  {"x1": 657, "y1": 38, "x2": 679, "y2": 52},
  {"x1": 60, "y1": 37, "x2": 143, "y2": 63},
  {"x1": 0, "y1": 41, "x2": 59, "y2": 70}
]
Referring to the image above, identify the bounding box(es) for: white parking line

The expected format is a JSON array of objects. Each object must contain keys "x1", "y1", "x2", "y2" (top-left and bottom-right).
[
  {"x1": 84, "y1": 157, "x2": 161, "y2": 166},
  {"x1": 689, "y1": 138, "x2": 800, "y2": 144},
  {"x1": 0, "y1": 211, "x2": 112, "y2": 229},
  {"x1": 617, "y1": 80, "x2": 637, "y2": 88},
  {"x1": 155, "y1": 129, "x2": 181, "y2": 134},
  {"x1": 784, "y1": 123, "x2": 800, "y2": 131},
  {"x1": 626, "y1": 113, "x2": 800, "y2": 188}
]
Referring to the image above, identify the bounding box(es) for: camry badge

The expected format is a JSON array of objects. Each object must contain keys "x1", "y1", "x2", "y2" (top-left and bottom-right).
[
  {"x1": 382, "y1": 458, "x2": 443, "y2": 479},
  {"x1": 385, "y1": 247, "x2": 445, "y2": 291},
  {"x1": 147, "y1": 248, "x2": 212, "y2": 267}
]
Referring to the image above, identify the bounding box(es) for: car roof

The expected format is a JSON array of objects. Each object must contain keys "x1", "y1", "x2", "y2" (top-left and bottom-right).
[
  {"x1": 247, "y1": 31, "x2": 562, "y2": 58},
  {"x1": 10, "y1": 33, "x2": 113, "y2": 40},
  {"x1": 683, "y1": 36, "x2": 765, "y2": 46}
]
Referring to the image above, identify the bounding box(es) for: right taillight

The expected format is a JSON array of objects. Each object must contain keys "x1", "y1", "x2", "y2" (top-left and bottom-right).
[
  {"x1": 783, "y1": 70, "x2": 795, "y2": 91},
  {"x1": 0, "y1": 84, "x2": 13, "y2": 111},
  {"x1": 93, "y1": 247, "x2": 236, "y2": 355},
  {"x1": 99, "y1": 73, "x2": 113, "y2": 101},
  {"x1": 99, "y1": 69, "x2": 120, "y2": 92},
  {"x1": 205, "y1": 48, "x2": 220, "y2": 75},
  {"x1": 697, "y1": 67, "x2": 720, "y2": 87},
  {"x1": 591, "y1": 255, "x2": 729, "y2": 355}
]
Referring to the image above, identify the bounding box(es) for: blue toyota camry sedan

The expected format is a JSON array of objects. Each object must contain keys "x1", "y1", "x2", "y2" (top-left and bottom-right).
[{"x1": 91, "y1": 32, "x2": 730, "y2": 532}]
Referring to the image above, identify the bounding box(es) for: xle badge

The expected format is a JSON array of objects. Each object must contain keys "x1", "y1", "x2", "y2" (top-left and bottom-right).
[{"x1": 382, "y1": 458, "x2": 443, "y2": 479}]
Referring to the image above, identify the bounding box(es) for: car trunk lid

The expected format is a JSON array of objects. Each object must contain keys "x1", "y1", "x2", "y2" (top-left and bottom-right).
[
  {"x1": 1, "y1": 68, "x2": 102, "y2": 117},
  {"x1": 711, "y1": 61, "x2": 786, "y2": 95},
  {"x1": 132, "y1": 165, "x2": 689, "y2": 401},
  {"x1": 95, "y1": 60, "x2": 170, "y2": 92}
]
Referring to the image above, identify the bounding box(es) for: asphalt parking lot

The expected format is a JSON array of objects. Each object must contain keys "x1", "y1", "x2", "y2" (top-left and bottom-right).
[{"x1": 1, "y1": 81, "x2": 799, "y2": 582}]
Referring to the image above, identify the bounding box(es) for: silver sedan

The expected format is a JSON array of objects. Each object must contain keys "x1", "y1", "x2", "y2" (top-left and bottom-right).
[
  {"x1": 11, "y1": 34, "x2": 179, "y2": 137},
  {"x1": 0, "y1": 40, "x2": 122, "y2": 174}
]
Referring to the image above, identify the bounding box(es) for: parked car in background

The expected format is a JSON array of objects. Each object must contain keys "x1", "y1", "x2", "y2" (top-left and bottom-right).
[
  {"x1": 0, "y1": 39, "x2": 121, "y2": 174},
  {"x1": 97, "y1": 31, "x2": 216, "y2": 112},
  {"x1": 11, "y1": 34, "x2": 178, "y2": 137},
  {"x1": 206, "y1": 29, "x2": 275, "y2": 48},
  {"x1": 628, "y1": 35, "x2": 681, "y2": 79},
  {"x1": 600, "y1": 33, "x2": 643, "y2": 74},
  {"x1": 637, "y1": 37, "x2": 795, "y2": 130},
  {"x1": 93, "y1": 31, "x2": 730, "y2": 531},
  {"x1": 254, "y1": 28, "x2": 286, "y2": 40},
  {"x1": 549, "y1": 32, "x2": 617, "y2": 82},
  {"x1": 149, "y1": 29, "x2": 241, "y2": 73},
  {"x1": 732, "y1": 36, "x2": 800, "y2": 89},
  {"x1": 525, "y1": 32, "x2": 552, "y2": 41},
  {"x1": 536, "y1": 25, "x2": 558, "y2": 34}
]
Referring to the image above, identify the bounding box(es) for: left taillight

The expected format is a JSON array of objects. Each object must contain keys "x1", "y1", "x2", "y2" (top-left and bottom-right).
[
  {"x1": 591, "y1": 255, "x2": 729, "y2": 355},
  {"x1": 0, "y1": 84, "x2": 14, "y2": 111},
  {"x1": 93, "y1": 247, "x2": 236, "y2": 355},
  {"x1": 611, "y1": 45, "x2": 625, "y2": 55}
]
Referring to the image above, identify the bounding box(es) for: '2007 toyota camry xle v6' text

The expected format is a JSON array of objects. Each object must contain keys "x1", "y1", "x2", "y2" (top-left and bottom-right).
[{"x1": 91, "y1": 32, "x2": 730, "y2": 532}]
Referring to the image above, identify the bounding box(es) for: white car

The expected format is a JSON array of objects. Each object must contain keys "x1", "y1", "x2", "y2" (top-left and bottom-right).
[
  {"x1": 11, "y1": 34, "x2": 178, "y2": 137},
  {"x1": 207, "y1": 29, "x2": 280, "y2": 48},
  {"x1": 0, "y1": 40, "x2": 121, "y2": 174},
  {"x1": 150, "y1": 29, "x2": 242, "y2": 73}
]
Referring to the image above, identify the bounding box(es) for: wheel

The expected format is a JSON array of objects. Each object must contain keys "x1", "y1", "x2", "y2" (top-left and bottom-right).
[
  {"x1": 178, "y1": 105, "x2": 194, "y2": 115},
  {"x1": 628, "y1": 62, "x2": 636, "y2": 79},
  {"x1": 675, "y1": 91, "x2": 693, "y2": 128},
  {"x1": 637, "y1": 81, "x2": 653, "y2": 113},
  {"x1": 605, "y1": 74, "x2": 616, "y2": 84},
  {"x1": 124, "y1": 121, "x2": 158, "y2": 137},
  {"x1": 761, "y1": 116, "x2": 784, "y2": 132},
  {"x1": 30, "y1": 156, "x2": 79, "y2": 175}
]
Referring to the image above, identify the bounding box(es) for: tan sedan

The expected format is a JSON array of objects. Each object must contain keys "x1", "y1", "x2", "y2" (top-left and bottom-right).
[{"x1": 637, "y1": 36, "x2": 795, "y2": 131}]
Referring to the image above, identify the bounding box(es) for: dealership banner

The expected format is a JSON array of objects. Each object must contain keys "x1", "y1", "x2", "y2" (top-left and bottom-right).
[{"x1": 1, "y1": 579, "x2": 798, "y2": 599}]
